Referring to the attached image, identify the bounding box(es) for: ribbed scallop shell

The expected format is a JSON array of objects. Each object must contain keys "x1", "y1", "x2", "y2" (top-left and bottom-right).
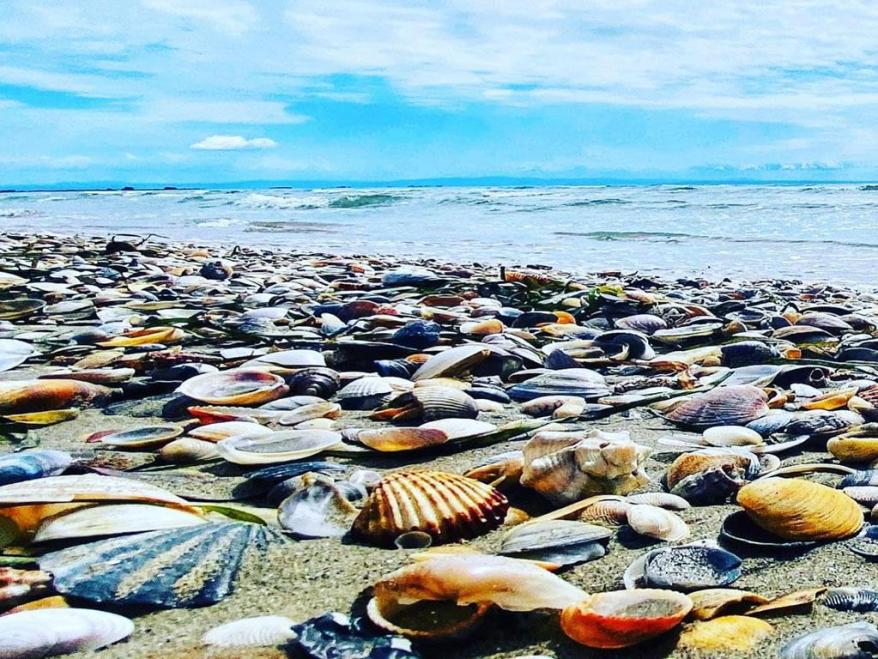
[
  {"x1": 737, "y1": 478, "x2": 863, "y2": 541},
  {"x1": 664, "y1": 385, "x2": 769, "y2": 429},
  {"x1": 0, "y1": 608, "x2": 134, "y2": 657},
  {"x1": 823, "y1": 587, "x2": 878, "y2": 612},
  {"x1": 411, "y1": 387, "x2": 479, "y2": 421},
  {"x1": 351, "y1": 470, "x2": 509, "y2": 547},
  {"x1": 508, "y1": 369, "x2": 611, "y2": 402},
  {"x1": 336, "y1": 376, "x2": 394, "y2": 410},
  {"x1": 177, "y1": 369, "x2": 288, "y2": 406}
]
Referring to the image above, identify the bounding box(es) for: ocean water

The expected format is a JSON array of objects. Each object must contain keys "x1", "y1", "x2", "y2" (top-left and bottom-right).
[{"x1": 2, "y1": 184, "x2": 877, "y2": 284}]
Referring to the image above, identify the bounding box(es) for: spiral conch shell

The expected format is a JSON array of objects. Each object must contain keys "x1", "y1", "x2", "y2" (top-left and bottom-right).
[
  {"x1": 520, "y1": 430, "x2": 651, "y2": 504},
  {"x1": 736, "y1": 478, "x2": 863, "y2": 541}
]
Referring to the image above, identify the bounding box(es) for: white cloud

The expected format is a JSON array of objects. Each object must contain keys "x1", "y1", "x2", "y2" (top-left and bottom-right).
[
  {"x1": 190, "y1": 135, "x2": 278, "y2": 150},
  {"x1": 141, "y1": 0, "x2": 258, "y2": 36}
]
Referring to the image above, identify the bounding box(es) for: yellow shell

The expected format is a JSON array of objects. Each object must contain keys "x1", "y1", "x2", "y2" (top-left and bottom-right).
[
  {"x1": 678, "y1": 615, "x2": 773, "y2": 652},
  {"x1": 736, "y1": 478, "x2": 863, "y2": 541},
  {"x1": 351, "y1": 470, "x2": 509, "y2": 547},
  {"x1": 828, "y1": 435, "x2": 878, "y2": 463}
]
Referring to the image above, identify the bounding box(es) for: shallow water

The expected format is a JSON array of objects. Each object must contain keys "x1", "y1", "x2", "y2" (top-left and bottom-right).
[{"x1": 3, "y1": 184, "x2": 877, "y2": 284}]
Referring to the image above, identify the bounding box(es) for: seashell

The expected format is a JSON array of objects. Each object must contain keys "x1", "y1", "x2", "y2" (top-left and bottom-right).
[
  {"x1": 823, "y1": 587, "x2": 878, "y2": 612},
  {"x1": 351, "y1": 470, "x2": 509, "y2": 547},
  {"x1": 2, "y1": 409, "x2": 80, "y2": 427},
  {"x1": 666, "y1": 447, "x2": 760, "y2": 491},
  {"x1": 463, "y1": 451, "x2": 524, "y2": 489},
  {"x1": 392, "y1": 320, "x2": 441, "y2": 349},
  {"x1": 419, "y1": 418, "x2": 496, "y2": 440},
  {"x1": 720, "y1": 510, "x2": 821, "y2": 551},
  {"x1": 719, "y1": 341, "x2": 779, "y2": 368},
  {"x1": 277, "y1": 401, "x2": 341, "y2": 426},
  {"x1": 39, "y1": 367, "x2": 135, "y2": 386},
  {"x1": 0, "y1": 338, "x2": 34, "y2": 372},
  {"x1": 336, "y1": 376, "x2": 394, "y2": 410},
  {"x1": 842, "y1": 486, "x2": 878, "y2": 507},
  {"x1": 847, "y1": 524, "x2": 878, "y2": 560},
  {"x1": 498, "y1": 520, "x2": 611, "y2": 567},
  {"x1": 688, "y1": 588, "x2": 768, "y2": 620},
  {"x1": 97, "y1": 425, "x2": 183, "y2": 449},
  {"x1": 626, "y1": 504, "x2": 689, "y2": 542},
  {"x1": 286, "y1": 367, "x2": 340, "y2": 398},
  {"x1": 594, "y1": 329, "x2": 655, "y2": 360},
  {"x1": 0, "y1": 567, "x2": 52, "y2": 610},
  {"x1": 372, "y1": 386, "x2": 479, "y2": 422},
  {"x1": 578, "y1": 499, "x2": 632, "y2": 526},
  {"x1": 0, "y1": 608, "x2": 134, "y2": 657},
  {"x1": 828, "y1": 426, "x2": 878, "y2": 463},
  {"x1": 277, "y1": 473, "x2": 361, "y2": 538},
  {"x1": 0, "y1": 450, "x2": 72, "y2": 486},
  {"x1": 702, "y1": 425, "x2": 763, "y2": 447},
  {"x1": 177, "y1": 369, "x2": 289, "y2": 406},
  {"x1": 632, "y1": 544, "x2": 742, "y2": 591},
  {"x1": 0, "y1": 474, "x2": 190, "y2": 507},
  {"x1": 202, "y1": 615, "x2": 297, "y2": 647},
  {"x1": 217, "y1": 430, "x2": 343, "y2": 465},
  {"x1": 357, "y1": 427, "x2": 449, "y2": 452},
  {"x1": 653, "y1": 321, "x2": 724, "y2": 345},
  {"x1": 33, "y1": 503, "x2": 206, "y2": 542},
  {"x1": 98, "y1": 326, "x2": 185, "y2": 347},
  {"x1": 233, "y1": 461, "x2": 347, "y2": 499},
  {"x1": 158, "y1": 437, "x2": 219, "y2": 463},
  {"x1": 625, "y1": 492, "x2": 690, "y2": 510},
  {"x1": 521, "y1": 430, "x2": 651, "y2": 504},
  {"x1": 508, "y1": 369, "x2": 611, "y2": 402},
  {"x1": 737, "y1": 478, "x2": 863, "y2": 541},
  {"x1": 560, "y1": 589, "x2": 692, "y2": 649},
  {"x1": 244, "y1": 349, "x2": 326, "y2": 369},
  {"x1": 411, "y1": 345, "x2": 490, "y2": 381},
  {"x1": 678, "y1": 615, "x2": 773, "y2": 653},
  {"x1": 0, "y1": 298, "x2": 44, "y2": 321},
  {"x1": 291, "y1": 612, "x2": 416, "y2": 658},
  {"x1": 39, "y1": 522, "x2": 286, "y2": 608},
  {"x1": 520, "y1": 395, "x2": 585, "y2": 417},
  {"x1": 188, "y1": 420, "x2": 269, "y2": 442},
  {"x1": 461, "y1": 319, "x2": 504, "y2": 335},
  {"x1": 780, "y1": 622, "x2": 878, "y2": 659},
  {"x1": 0, "y1": 379, "x2": 112, "y2": 415},
  {"x1": 394, "y1": 531, "x2": 433, "y2": 549},
  {"x1": 615, "y1": 313, "x2": 667, "y2": 334},
  {"x1": 663, "y1": 385, "x2": 769, "y2": 429}
]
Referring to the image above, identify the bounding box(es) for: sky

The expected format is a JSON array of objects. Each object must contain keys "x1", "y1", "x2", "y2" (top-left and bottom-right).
[{"x1": 2, "y1": 1, "x2": 878, "y2": 186}]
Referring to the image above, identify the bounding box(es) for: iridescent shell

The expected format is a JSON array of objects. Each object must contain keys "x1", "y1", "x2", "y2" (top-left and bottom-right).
[
  {"x1": 0, "y1": 450, "x2": 72, "y2": 486},
  {"x1": 177, "y1": 369, "x2": 289, "y2": 406},
  {"x1": 664, "y1": 385, "x2": 769, "y2": 429},
  {"x1": 351, "y1": 470, "x2": 509, "y2": 547},
  {"x1": 508, "y1": 369, "x2": 611, "y2": 402},
  {"x1": 780, "y1": 622, "x2": 878, "y2": 659},
  {"x1": 216, "y1": 430, "x2": 343, "y2": 465}
]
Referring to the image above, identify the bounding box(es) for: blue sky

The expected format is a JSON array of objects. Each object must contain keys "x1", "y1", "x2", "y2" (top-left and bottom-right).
[{"x1": 2, "y1": 1, "x2": 878, "y2": 185}]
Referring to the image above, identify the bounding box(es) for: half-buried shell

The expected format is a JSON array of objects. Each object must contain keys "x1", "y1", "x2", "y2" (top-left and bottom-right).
[
  {"x1": 678, "y1": 615, "x2": 773, "y2": 653},
  {"x1": 351, "y1": 470, "x2": 509, "y2": 547},
  {"x1": 202, "y1": 615, "x2": 296, "y2": 648}
]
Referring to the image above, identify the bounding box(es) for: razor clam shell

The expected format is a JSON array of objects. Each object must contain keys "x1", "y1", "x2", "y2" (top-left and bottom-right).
[
  {"x1": 779, "y1": 622, "x2": 878, "y2": 659},
  {"x1": 498, "y1": 520, "x2": 611, "y2": 566},
  {"x1": 39, "y1": 523, "x2": 285, "y2": 608},
  {"x1": 33, "y1": 503, "x2": 207, "y2": 542},
  {"x1": 0, "y1": 608, "x2": 134, "y2": 657},
  {"x1": 217, "y1": 430, "x2": 343, "y2": 465},
  {"x1": 822, "y1": 587, "x2": 878, "y2": 612},
  {"x1": 202, "y1": 615, "x2": 297, "y2": 647},
  {"x1": 0, "y1": 450, "x2": 72, "y2": 486}
]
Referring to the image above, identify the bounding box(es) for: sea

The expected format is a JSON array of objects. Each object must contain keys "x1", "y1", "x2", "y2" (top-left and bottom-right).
[{"x1": 1, "y1": 184, "x2": 877, "y2": 285}]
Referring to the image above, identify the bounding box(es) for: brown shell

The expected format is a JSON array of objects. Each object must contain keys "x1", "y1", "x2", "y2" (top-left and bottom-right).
[
  {"x1": 736, "y1": 478, "x2": 863, "y2": 541},
  {"x1": 665, "y1": 385, "x2": 769, "y2": 429},
  {"x1": 351, "y1": 470, "x2": 509, "y2": 547},
  {"x1": 666, "y1": 451, "x2": 753, "y2": 490}
]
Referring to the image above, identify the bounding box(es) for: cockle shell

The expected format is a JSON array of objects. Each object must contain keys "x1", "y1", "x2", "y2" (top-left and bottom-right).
[
  {"x1": 663, "y1": 385, "x2": 769, "y2": 429},
  {"x1": 737, "y1": 478, "x2": 863, "y2": 541},
  {"x1": 561, "y1": 589, "x2": 693, "y2": 649},
  {"x1": 216, "y1": 430, "x2": 343, "y2": 465},
  {"x1": 0, "y1": 608, "x2": 134, "y2": 657},
  {"x1": 177, "y1": 369, "x2": 289, "y2": 406},
  {"x1": 520, "y1": 429, "x2": 651, "y2": 504},
  {"x1": 351, "y1": 470, "x2": 509, "y2": 547},
  {"x1": 202, "y1": 615, "x2": 297, "y2": 647},
  {"x1": 0, "y1": 379, "x2": 112, "y2": 415},
  {"x1": 508, "y1": 369, "x2": 611, "y2": 402},
  {"x1": 373, "y1": 386, "x2": 479, "y2": 422},
  {"x1": 823, "y1": 587, "x2": 878, "y2": 612},
  {"x1": 678, "y1": 615, "x2": 773, "y2": 652},
  {"x1": 626, "y1": 504, "x2": 690, "y2": 542}
]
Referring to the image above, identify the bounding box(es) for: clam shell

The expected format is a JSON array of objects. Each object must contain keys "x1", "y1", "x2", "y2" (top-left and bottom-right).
[
  {"x1": 277, "y1": 473, "x2": 360, "y2": 538},
  {"x1": 625, "y1": 492, "x2": 690, "y2": 510},
  {"x1": 188, "y1": 421, "x2": 269, "y2": 442},
  {"x1": 0, "y1": 379, "x2": 112, "y2": 415},
  {"x1": 578, "y1": 499, "x2": 631, "y2": 526},
  {"x1": 177, "y1": 369, "x2": 289, "y2": 406},
  {"x1": 664, "y1": 385, "x2": 769, "y2": 429},
  {"x1": 688, "y1": 588, "x2": 768, "y2": 620},
  {"x1": 233, "y1": 461, "x2": 347, "y2": 499},
  {"x1": 508, "y1": 369, "x2": 610, "y2": 402},
  {"x1": 720, "y1": 510, "x2": 820, "y2": 551},
  {"x1": 828, "y1": 434, "x2": 878, "y2": 463},
  {"x1": 158, "y1": 437, "x2": 219, "y2": 463},
  {"x1": 278, "y1": 402, "x2": 341, "y2": 426},
  {"x1": 39, "y1": 522, "x2": 285, "y2": 608},
  {"x1": 419, "y1": 418, "x2": 496, "y2": 440},
  {"x1": 33, "y1": 503, "x2": 206, "y2": 542},
  {"x1": 202, "y1": 615, "x2": 297, "y2": 647},
  {"x1": 357, "y1": 428, "x2": 449, "y2": 452},
  {"x1": 0, "y1": 338, "x2": 34, "y2": 372},
  {"x1": 615, "y1": 314, "x2": 667, "y2": 334},
  {"x1": 678, "y1": 615, "x2": 773, "y2": 653},
  {"x1": 737, "y1": 478, "x2": 863, "y2": 541},
  {"x1": 217, "y1": 430, "x2": 343, "y2": 465},
  {"x1": 98, "y1": 425, "x2": 183, "y2": 449},
  {"x1": 245, "y1": 349, "x2": 325, "y2": 369},
  {"x1": 411, "y1": 345, "x2": 491, "y2": 381},
  {"x1": 780, "y1": 622, "x2": 878, "y2": 659},
  {"x1": 626, "y1": 504, "x2": 689, "y2": 542},
  {"x1": 0, "y1": 298, "x2": 44, "y2": 321},
  {"x1": 702, "y1": 425, "x2": 763, "y2": 447},
  {"x1": 498, "y1": 520, "x2": 611, "y2": 566},
  {"x1": 638, "y1": 545, "x2": 742, "y2": 590},
  {"x1": 0, "y1": 450, "x2": 72, "y2": 486},
  {"x1": 0, "y1": 608, "x2": 133, "y2": 657},
  {"x1": 351, "y1": 470, "x2": 509, "y2": 547},
  {"x1": 0, "y1": 474, "x2": 190, "y2": 507},
  {"x1": 560, "y1": 589, "x2": 693, "y2": 649}
]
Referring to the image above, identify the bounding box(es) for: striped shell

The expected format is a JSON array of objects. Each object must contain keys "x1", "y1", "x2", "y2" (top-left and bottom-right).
[
  {"x1": 508, "y1": 369, "x2": 611, "y2": 402},
  {"x1": 0, "y1": 450, "x2": 72, "y2": 486},
  {"x1": 336, "y1": 376, "x2": 394, "y2": 410},
  {"x1": 737, "y1": 478, "x2": 863, "y2": 541},
  {"x1": 202, "y1": 615, "x2": 296, "y2": 647},
  {"x1": 664, "y1": 385, "x2": 769, "y2": 429},
  {"x1": 351, "y1": 470, "x2": 509, "y2": 547},
  {"x1": 0, "y1": 608, "x2": 133, "y2": 657}
]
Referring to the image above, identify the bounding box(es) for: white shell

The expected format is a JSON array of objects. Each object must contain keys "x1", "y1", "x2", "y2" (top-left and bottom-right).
[
  {"x1": 202, "y1": 615, "x2": 296, "y2": 648},
  {"x1": 216, "y1": 430, "x2": 343, "y2": 465},
  {"x1": 419, "y1": 418, "x2": 496, "y2": 440},
  {"x1": 34, "y1": 503, "x2": 206, "y2": 542},
  {"x1": 189, "y1": 421, "x2": 268, "y2": 442},
  {"x1": 0, "y1": 608, "x2": 133, "y2": 657},
  {"x1": 626, "y1": 504, "x2": 690, "y2": 542},
  {"x1": 0, "y1": 339, "x2": 35, "y2": 372},
  {"x1": 702, "y1": 426, "x2": 764, "y2": 447}
]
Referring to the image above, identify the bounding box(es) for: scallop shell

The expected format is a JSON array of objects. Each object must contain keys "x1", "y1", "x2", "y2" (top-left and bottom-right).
[
  {"x1": 626, "y1": 504, "x2": 690, "y2": 542},
  {"x1": 780, "y1": 622, "x2": 878, "y2": 659},
  {"x1": 521, "y1": 429, "x2": 651, "y2": 504},
  {"x1": 33, "y1": 503, "x2": 206, "y2": 542},
  {"x1": 336, "y1": 376, "x2": 394, "y2": 410},
  {"x1": 351, "y1": 470, "x2": 509, "y2": 547},
  {"x1": 202, "y1": 615, "x2": 297, "y2": 647},
  {"x1": 38, "y1": 522, "x2": 285, "y2": 608},
  {"x1": 678, "y1": 615, "x2": 773, "y2": 653},
  {"x1": 561, "y1": 589, "x2": 693, "y2": 649},
  {"x1": 0, "y1": 608, "x2": 134, "y2": 657},
  {"x1": 737, "y1": 478, "x2": 863, "y2": 541},
  {"x1": 688, "y1": 588, "x2": 769, "y2": 620},
  {"x1": 498, "y1": 520, "x2": 611, "y2": 566},
  {"x1": 217, "y1": 430, "x2": 343, "y2": 465},
  {"x1": 664, "y1": 385, "x2": 769, "y2": 429},
  {"x1": 177, "y1": 369, "x2": 289, "y2": 406},
  {"x1": 0, "y1": 450, "x2": 72, "y2": 486},
  {"x1": 376, "y1": 386, "x2": 479, "y2": 422}
]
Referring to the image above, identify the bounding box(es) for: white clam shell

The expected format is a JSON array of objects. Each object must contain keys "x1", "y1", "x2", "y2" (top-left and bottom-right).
[
  {"x1": 627, "y1": 504, "x2": 690, "y2": 542},
  {"x1": 34, "y1": 503, "x2": 206, "y2": 542},
  {"x1": 0, "y1": 608, "x2": 133, "y2": 657},
  {"x1": 216, "y1": 430, "x2": 343, "y2": 465}
]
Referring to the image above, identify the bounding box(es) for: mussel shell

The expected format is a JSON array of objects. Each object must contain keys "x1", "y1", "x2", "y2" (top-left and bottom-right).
[
  {"x1": 0, "y1": 450, "x2": 72, "y2": 486},
  {"x1": 290, "y1": 612, "x2": 417, "y2": 659},
  {"x1": 847, "y1": 524, "x2": 878, "y2": 560},
  {"x1": 642, "y1": 545, "x2": 742, "y2": 590},
  {"x1": 720, "y1": 341, "x2": 779, "y2": 367},
  {"x1": 822, "y1": 587, "x2": 878, "y2": 613},
  {"x1": 498, "y1": 520, "x2": 611, "y2": 566}
]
